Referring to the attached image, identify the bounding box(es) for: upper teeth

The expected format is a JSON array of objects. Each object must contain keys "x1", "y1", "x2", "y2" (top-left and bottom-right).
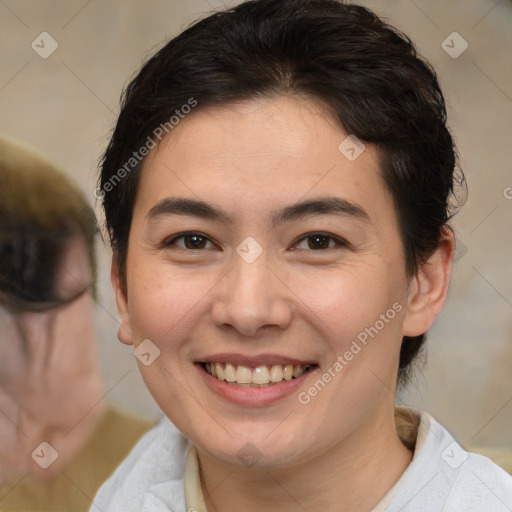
[{"x1": 204, "y1": 362, "x2": 312, "y2": 386}]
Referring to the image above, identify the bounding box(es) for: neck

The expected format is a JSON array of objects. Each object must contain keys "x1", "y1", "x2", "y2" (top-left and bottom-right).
[{"x1": 198, "y1": 407, "x2": 413, "y2": 512}]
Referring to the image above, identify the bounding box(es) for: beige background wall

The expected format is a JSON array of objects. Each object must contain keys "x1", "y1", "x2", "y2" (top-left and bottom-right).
[{"x1": 1, "y1": 0, "x2": 511, "y2": 448}]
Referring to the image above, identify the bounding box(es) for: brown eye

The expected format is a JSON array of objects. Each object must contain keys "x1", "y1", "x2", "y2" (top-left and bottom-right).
[
  {"x1": 294, "y1": 232, "x2": 347, "y2": 251},
  {"x1": 165, "y1": 232, "x2": 214, "y2": 250},
  {"x1": 184, "y1": 234, "x2": 207, "y2": 249},
  {"x1": 307, "y1": 234, "x2": 331, "y2": 250}
]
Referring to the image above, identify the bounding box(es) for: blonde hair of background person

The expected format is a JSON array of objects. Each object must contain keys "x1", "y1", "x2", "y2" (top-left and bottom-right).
[
  {"x1": 0, "y1": 134, "x2": 152, "y2": 512},
  {"x1": 90, "y1": 1, "x2": 512, "y2": 511}
]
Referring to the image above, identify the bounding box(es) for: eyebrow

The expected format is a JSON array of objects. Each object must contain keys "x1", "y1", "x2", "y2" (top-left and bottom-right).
[{"x1": 147, "y1": 196, "x2": 370, "y2": 227}]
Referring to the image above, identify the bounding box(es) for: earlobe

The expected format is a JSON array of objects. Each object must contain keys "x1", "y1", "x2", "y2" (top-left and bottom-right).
[
  {"x1": 402, "y1": 228, "x2": 455, "y2": 337},
  {"x1": 111, "y1": 253, "x2": 134, "y2": 346}
]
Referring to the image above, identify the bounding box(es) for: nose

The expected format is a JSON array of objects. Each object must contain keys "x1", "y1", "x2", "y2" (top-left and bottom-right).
[{"x1": 211, "y1": 255, "x2": 293, "y2": 338}]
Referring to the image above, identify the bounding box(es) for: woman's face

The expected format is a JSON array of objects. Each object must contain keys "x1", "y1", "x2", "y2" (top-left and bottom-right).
[{"x1": 116, "y1": 95, "x2": 419, "y2": 468}]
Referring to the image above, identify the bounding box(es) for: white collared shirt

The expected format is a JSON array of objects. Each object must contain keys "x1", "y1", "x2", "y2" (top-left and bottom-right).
[{"x1": 90, "y1": 408, "x2": 512, "y2": 511}]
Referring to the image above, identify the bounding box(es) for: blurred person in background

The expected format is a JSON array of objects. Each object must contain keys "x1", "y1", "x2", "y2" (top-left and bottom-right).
[{"x1": 0, "y1": 134, "x2": 152, "y2": 512}]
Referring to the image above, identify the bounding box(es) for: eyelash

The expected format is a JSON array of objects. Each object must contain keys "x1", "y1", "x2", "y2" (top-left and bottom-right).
[{"x1": 163, "y1": 231, "x2": 348, "y2": 251}]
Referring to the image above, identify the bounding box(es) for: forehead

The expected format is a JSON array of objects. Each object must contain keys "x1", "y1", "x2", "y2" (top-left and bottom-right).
[{"x1": 135, "y1": 95, "x2": 394, "y2": 225}]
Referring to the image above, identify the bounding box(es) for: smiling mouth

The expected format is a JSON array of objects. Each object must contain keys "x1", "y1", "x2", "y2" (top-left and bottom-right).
[{"x1": 201, "y1": 362, "x2": 317, "y2": 387}]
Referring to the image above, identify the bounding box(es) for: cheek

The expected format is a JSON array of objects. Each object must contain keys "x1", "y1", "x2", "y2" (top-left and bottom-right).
[
  {"x1": 291, "y1": 263, "x2": 406, "y2": 365},
  {"x1": 126, "y1": 259, "x2": 215, "y2": 345},
  {"x1": 293, "y1": 264, "x2": 392, "y2": 327}
]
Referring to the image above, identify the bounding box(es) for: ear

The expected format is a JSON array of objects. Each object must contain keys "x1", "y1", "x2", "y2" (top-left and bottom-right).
[
  {"x1": 111, "y1": 252, "x2": 134, "y2": 346},
  {"x1": 402, "y1": 228, "x2": 455, "y2": 337}
]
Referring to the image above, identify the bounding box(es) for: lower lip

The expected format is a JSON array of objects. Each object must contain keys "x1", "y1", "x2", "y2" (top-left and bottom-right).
[{"x1": 196, "y1": 364, "x2": 317, "y2": 407}]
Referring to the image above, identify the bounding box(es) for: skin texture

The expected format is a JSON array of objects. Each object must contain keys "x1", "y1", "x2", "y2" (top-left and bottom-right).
[
  {"x1": 0, "y1": 236, "x2": 105, "y2": 483},
  {"x1": 113, "y1": 94, "x2": 454, "y2": 511}
]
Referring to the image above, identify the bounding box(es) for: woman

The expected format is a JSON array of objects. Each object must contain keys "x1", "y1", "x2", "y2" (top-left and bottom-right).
[{"x1": 91, "y1": 1, "x2": 512, "y2": 510}]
